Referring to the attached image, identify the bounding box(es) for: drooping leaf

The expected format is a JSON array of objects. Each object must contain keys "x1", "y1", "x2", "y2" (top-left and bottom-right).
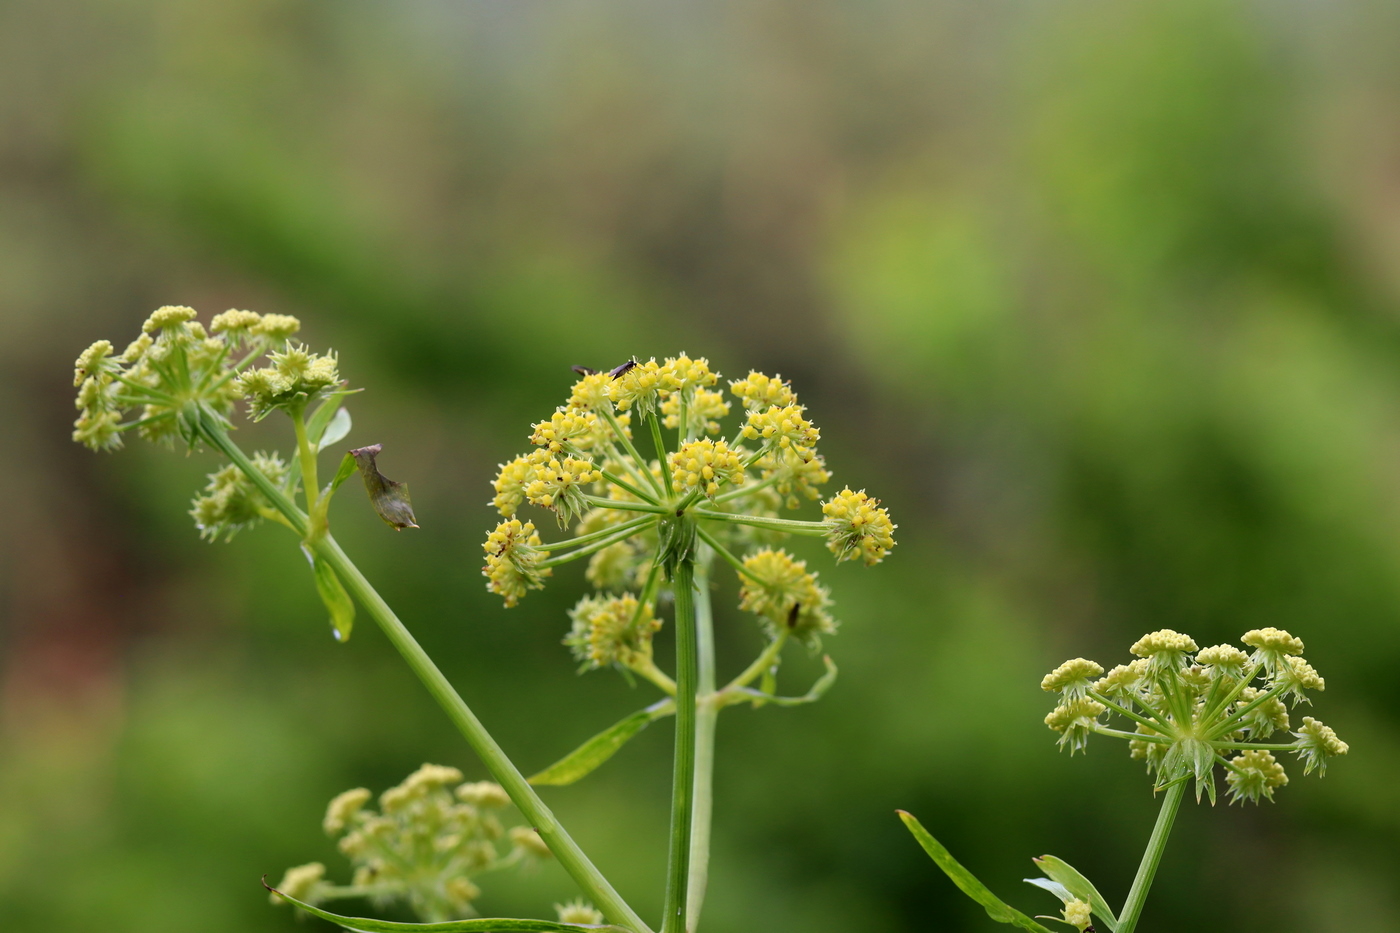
[
  {"x1": 318, "y1": 406, "x2": 353, "y2": 452},
  {"x1": 350, "y1": 444, "x2": 419, "y2": 530},
  {"x1": 263, "y1": 881, "x2": 624, "y2": 932},
  {"x1": 529, "y1": 700, "x2": 674, "y2": 786},
  {"x1": 896, "y1": 811, "x2": 1055, "y2": 933},
  {"x1": 304, "y1": 545, "x2": 354, "y2": 642},
  {"x1": 1032, "y1": 856, "x2": 1119, "y2": 931},
  {"x1": 1023, "y1": 877, "x2": 1073, "y2": 904},
  {"x1": 728, "y1": 656, "x2": 838, "y2": 708}
]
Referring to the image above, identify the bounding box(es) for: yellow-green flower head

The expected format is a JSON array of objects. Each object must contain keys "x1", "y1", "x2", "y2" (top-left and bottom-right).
[
  {"x1": 739, "y1": 548, "x2": 836, "y2": 646},
  {"x1": 189, "y1": 452, "x2": 289, "y2": 540},
  {"x1": 323, "y1": 788, "x2": 373, "y2": 835},
  {"x1": 445, "y1": 878, "x2": 484, "y2": 912},
  {"x1": 491, "y1": 455, "x2": 536, "y2": 517},
  {"x1": 670, "y1": 438, "x2": 746, "y2": 498},
  {"x1": 482, "y1": 519, "x2": 550, "y2": 607},
  {"x1": 1275, "y1": 655, "x2": 1325, "y2": 706},
  {"x1": 270, "y1": 862, "x2": 326, "y2": 905},
  {"x1": 256, "y1": 313, "x2": 303, "y2": 341},
  {"x1": 1242, "y1": 627, "x2": 1306, "y2": 674},
  {"x1": 509, "y1": 825, "x2": 552, "y2": 859},
  {"x1": 1293, "y1": 717, "x2": 1347, "y2": 775},
  {"x1": 208, "y1": 308, "x2": 268, "y2": 345},
  {"x1": 1129, "y1": 629, "x2": 1198, "y2": 674},
  {"x1": 399, "y1": 763, "x2": 465, "y2": 797},
  {"x1": 455, "y1": 781, "x2": 511, "y2": 809},
  {"x1": 1044, "y1": 697, "x2": 1105, "y2": 755},
  {"x1": 663, "y1": 387, "x2": 731, "y2": 436},
  {"x1": 606, "y1": 358, "x2": 664, "y2": 414},
  {"x1": 565, "y1": 593, "x2": 661, "y2": 669},
  {"x1": 1196, "y1": 644, "x2": 1250, "y2": 679},
  {"x1": 72, "y1": 408, "x2": 124, "y2": 451},
  {"x1": 659, "y1": 353, "x2": 718, "y2": 392},
  {"x1": 143, "y1": 304, "x2": 200, "y2": 334},
  {"x1": 1093, "y1": 660, "x2": 1148, "y2": 700},
  {"x1": 1041, "y1": 658, "x2": 1104, "y2": 700},
  {"x1": 1226, "y1": 749, "x2": 1289, "y2": 804},
  {"x1": 74, "y1": 340, "x2": 117, "y2": 387},
  {"x1": 729, "y1": 371, "x2": 797, "y2": 411},
  {"x1": 757, "y1": 448, "x2": 831, "y2": 510},
  {"x1": 567, "y1": 371, "x2": 612, "y2": 410},
  {"x1": 556, "y1": 900, "x2": 605, "y2": 926},
  {"x1": 821, "y1": 487, "x2": 896, "y2": 565},
  {"x1": 586, "y1": 540, "x2": 649, "y2": 592},
  {"x1": 1062, "y1": 898, "x2": 1093, "y2": 931},
  {"x1": 530, "y1": 408, "x2": 603, "y2": 453},
  {"x1": 1235, "y1": 686, "x2": 1290, "y2": 739},
  {"x1": 741, "y1": 404, "x2": 820, "y2": 459},
  {"x1": 234, "y1": 342, "x2": 341, "y2": 420},
  {"x1": 525, "y1": 454, "x2": 602, "y2": 524}
]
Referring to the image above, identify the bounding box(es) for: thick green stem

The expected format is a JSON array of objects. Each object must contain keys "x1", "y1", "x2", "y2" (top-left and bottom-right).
[
  {"x1": 686, "y1": 550, "x2": 717, "y2": 933},
  {"x1": 199, "y1": 414, "x2": 650, "y2": 933},
  {"x1": 1117, "y1": 779, "x2": 1186, "y2": 933},
  {"x1": 291, "y1": 408, "x2": 321, "y2": 528},
  {"x1": 691, "y1": 510, "x2": 828, "y2": 536},
  {"x1": 662, "y1": 556, "x2": 699, "y2": 933}
]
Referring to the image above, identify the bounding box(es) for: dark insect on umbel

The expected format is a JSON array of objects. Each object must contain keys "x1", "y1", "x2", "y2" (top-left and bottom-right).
[
  {"x1": 571, "y1": 365, "x2": 598, "y2": 376},
  {"x1": 608, "y1": 359, "x2": 637, "y2": 379}
]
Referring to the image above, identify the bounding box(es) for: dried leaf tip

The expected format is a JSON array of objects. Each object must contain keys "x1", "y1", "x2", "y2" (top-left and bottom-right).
[{"x1": 349, "y1": 444, "x2": 419, "y2": 530}]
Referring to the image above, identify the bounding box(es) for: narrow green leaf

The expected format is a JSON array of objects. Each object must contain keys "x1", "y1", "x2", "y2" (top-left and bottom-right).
[
  {"x1": 318, "y1": 406, "x2": 353, "y2": 452},
  {"x1": 306, "y1": 389, "x2": 353, "y2": 445},
  {"x1": 529, "y1": 700, "x2": 674, "y2": 786},
  {"x1": 350, "y1": 444, "x2": 419, "y2": 530},
  {"x1": 897, "y1": 811, "x2": 1055, "y2": 933},
  {"x1": 1033, "y1": 856, "x2": 1118, "y2": 932},
  {"x1": 728, "y1": 656, "x2": 838, "y2": 708},
  {"x1": 330, "y1": 452, "x2": 358, "y2": 494},
  {"x1": 306, "y1": 546, "x2": 355, "y2": 642},
  {"x1": 265, "y1": 882, "x2": 624, "y2": 932},
  {"x1": 1023, "y1": 877, "x2": 1072, "y2": 904}
]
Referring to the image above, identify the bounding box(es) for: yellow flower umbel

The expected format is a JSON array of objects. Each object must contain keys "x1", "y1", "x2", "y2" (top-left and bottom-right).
[
  {"x1": 480, "y1": 355, "x2": 893, "y2": 706},
  {"x1": 1041, "y1": 628, "x2": 1348, "y2": 803},
  {"x1": 271, "y1": 764, "x2": 551, "y2": 923}
]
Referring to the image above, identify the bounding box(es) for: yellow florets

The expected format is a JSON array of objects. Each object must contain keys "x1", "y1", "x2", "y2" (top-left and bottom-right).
[
  {"x1": 270, "y1": 862, "x2": 326, "y2": 905},
  {"x1": 1293, "y1": 717, "x2": 1348, "y2": 774},
  {"x1": 530, "y1": 408, "x2": 603, "y2": 453},
  {"x1": 491, "y1": 456, "x2": 536, "y2": 517},
  {"x1": 74, "y1": 340, "x2": 116, "y2": 386},
  {"x1": 1196, "y1": 644, "x2": 1250, "y2": 676},
  {"x1": 1044, "y1": 697, "x2": 1106, "y2": 754},
  {"x1": 565, "y1": 593, "x2": 661, "y2": 669},
  {"x1": 1226, "y1": 749, "x2": 1289, "y2": 804},
  {"x1": 509, "y1": 826, "x2": 552, "y2": 859},
  {"x1": 556, "y1": 900, "x2": 605, "y2": 925},
  {"x1": 607, "y1": 358, "x2": 664, "y2": 413},
  {"x1": 821, "y1": 488, "x2": 896, "y2": 565},
  {"x1": 189, "y1": 451, "x2": 289, "y2": 540},
  {"x1": 1041, "y1": 658, "x2": 1104, "y2": 698},
  {"x1": 455, "y1": 781, "x2": 511, "y2": 808},
  {"x1": 143, "y1": 304, "x2": 199, "y2": 333},
  {"x1": 234, "y1": 342, "x2": 341, "y2": 420},
  {"x1": 740, "y1": 405, "x2": 819, "y2": 458},
  {"x1": 1093, "y1": 660, "x2": 1148, "y2": 699},
  {"x1": 729, "y1": 371, "x2": 797, "y2": 411},
  {"x1": 1130, "y1": 629, "x2": 1198, "y2": 658},
  {"x1": 1062, "y1": 899, "x2": 1093, "y2": 931},
  {"x1": 482, "y1": 519, "x2": 550, "y2": 607},
  {"x1": 659, "y1": 353, "x2": 718, "y2": 392},
  {"x1": 739, "y1": 548, "x2": 835, "y2": 645},
  {"x1": 525, "y1": 455, "x2": 603, "y2": 522},
  {"x1": 256, "y1": 313, "x2": 303, "y2": 341},
  {"x1": 663, "y1": 387, "x2": 730, "y2": 435},
  {"x1": 670, "y1": 439, "x2": 746, "y2": 497},
  {"x1": 323, "y1": 788, "x2": 373, "y2": 834},
  {"x1": 757, "y1": 449, "x2": 831, "y2": 510},
  {"x1": 568, "y1": 371, "x2": 612, "y2": 410}
]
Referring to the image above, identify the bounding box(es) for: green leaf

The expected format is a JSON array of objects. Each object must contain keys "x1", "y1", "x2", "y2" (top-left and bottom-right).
[
  {"x1": 1032, "y1": 856, "x2": 1118, "y2": 932},
  {"x1": 1023, "y1": 877, "x2": 1073, "y2": 904},
  {"x1": 529, "y1": 700, "x2": 674, "y2": 786},
  {"x1": 305, "y1": 546, "x2": 355, "y2": 642},
  {"x1": 318, "y1": 406, "x2": 353, "y2": 452},
  {"x1": 265, "y1": 882, "x2": 625, "y2": 932},
  {"x1": 330, "y1": 452, "x2": 358, "y2": 494},
  {"x1": 350, "y1": 444, "x2": 419, "y2": 530},
  {"x1": 728, "y1": 656, "x2": 838, "y2": 708},
  {"x1": 896, "y1": 811, "x2": 1055, "y2": 933}
]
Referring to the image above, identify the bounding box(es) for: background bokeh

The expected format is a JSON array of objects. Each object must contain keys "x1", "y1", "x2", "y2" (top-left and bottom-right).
[{"x1": 2, "y1": 1, "x2": 1398, "y2": 930}]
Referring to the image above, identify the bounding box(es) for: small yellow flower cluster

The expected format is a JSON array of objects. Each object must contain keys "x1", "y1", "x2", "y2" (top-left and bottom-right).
[
  {"x1": 556, "y1": 900, "x2": 605, "y2": 925},
  {"x1": 659, "y1": 353, "x2": 717, "y2": 392},
  {"x1": 525, "y1": 455, "x2": 603, "y2": 523},
  {"x1": 741, "y1": 404, "x2": 820, "y2": 458},
  {"x1": 491, "y1": 455, "x2": 535, "y2": 517},
  {"x1": 821, "y1": 488, "x2": 896, "y2": 565},
  {"x1": 662, "y1": 387, "x2": 730, "y2": 435},
  {"x1": 1062, "y1": 899, "x2": 1093, "y2": 932},
  {"x1": 210, "y1": 308, "x2": 301, "y2": 343},
  {"x1": 235, "y1": 342, "x2": 342, "y2": 421},
  {"x1": 757, "y1": 449, "x2": 831, "y2": 510},
  {"x1": 729, "y1": 371, "x2": 796, "y2": 411},
  {"x1": 274, "y1": 764, "x2": 544, "y2": 921},
  {"x1": 530, "y1": 408, "x2": 604, "y2": 453},
  {"x1": 670, "y1": 439, "x2": 746, "y2": 498},
  {"x1": 565, "y1": 593, "x2": 661, "y2": 670},
  {"x1": 607, "y1": 359, "x2": 665, "y2": 413},
  {"x1": 482, "y1": 519, "x2": 550, "y2": 607},
  {"x1": 739, "y1": 548, "x2": 835, "y2": 646},
  {"x1": 1043, "y1": 627, "x2": 1348, "y2": 802},
  {"x1": 189, "y1": 452, "x2": 288, "y2": 540}
]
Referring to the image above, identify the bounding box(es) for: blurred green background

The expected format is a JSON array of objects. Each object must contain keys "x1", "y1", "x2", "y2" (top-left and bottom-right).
[{"x1": 3, "y1": 1, "x2": 1398, "y2": 930}]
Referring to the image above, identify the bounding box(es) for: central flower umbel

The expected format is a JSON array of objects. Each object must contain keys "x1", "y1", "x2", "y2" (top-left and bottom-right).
[
  {"x1": 482, "y1": 355, "x2": 897, "y2": 678},
  {"x1": 1042, "y1": 628, "x2": 1347, "y2": 804}
]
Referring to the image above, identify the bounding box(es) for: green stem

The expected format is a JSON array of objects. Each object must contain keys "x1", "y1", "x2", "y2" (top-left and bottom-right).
[
  {"x1": 691, "y1": 510, "x2": 827, "y2": 536},
  {"x1": 649, "y1": 414, "x2": 676, "y2": 497},
  {"x1": 585, "y1": 495, "x2": 673, "y2": 516},
  {"x1": 292, "y1": 408, "x2": 320, "y2": 520},
  {"x1": 1088, "y1": 691, "x2": 1172, "y2": 734},
  {"x1": 1117, "y1": 779, "x2": 1186, "y2": 933},
  {"x1": 1207, "y1": 679, "x2": 1291, "y2": 740},
  {"x1": 686, "y1": 550, "x2": 717, "y2": 933},
  {"x1": 662, "y1": 556, "x2": 698, "y2": 933},
  {"x1": 694, "y1": 525, "x2": 761, "y2": 584},
  {"x1": 600, "y1": 406, "x2": 664, "y2": 496},
  {"x1": 199, "y1": 413, "x2": 649, "y2": 933},
  {"x1": 713, "y1": 472, "x2": 779, "y2": 503},
  {"x1": 535, "y1": 515, "x2": 658, "y2": 552},
  {"x1": 537, "y1": 523, "x2": 654, "y2": 568},
  {"x1": 599, "y1": 469, "x2": 662, "y2": 506}
]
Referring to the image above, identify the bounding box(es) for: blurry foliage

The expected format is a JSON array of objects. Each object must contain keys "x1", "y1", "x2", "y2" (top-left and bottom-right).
[{"x1": 2, "y1": 0, "x2": 1399, "y2": 931}]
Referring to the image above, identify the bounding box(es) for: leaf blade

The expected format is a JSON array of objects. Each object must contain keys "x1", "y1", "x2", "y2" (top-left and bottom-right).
[
  {"x1": 1033, "y1": 856, "x2": 1118, "y2": 932},
  {"x1": 896, "y1": 811, "x2": 1055, "y2": 933},
  {"x1": 306, "y1": 547, "x2": 355, "y2": 641},
  {"x1": 529, "y1": 700, "x2": 674, "y2": 786},
  {"x1": 318, "y1": 406, "x2": 353, "y2": 452}
]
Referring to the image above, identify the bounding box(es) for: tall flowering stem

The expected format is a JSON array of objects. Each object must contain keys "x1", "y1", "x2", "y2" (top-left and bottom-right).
[{"x1": 1117, "y1": 779, "x2": 1186, "y2": 933}]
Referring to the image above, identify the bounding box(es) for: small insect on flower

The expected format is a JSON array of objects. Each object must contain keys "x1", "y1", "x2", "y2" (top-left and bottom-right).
[{"x1": 608, "y1": 359, "x2": 637, "y2": 379}]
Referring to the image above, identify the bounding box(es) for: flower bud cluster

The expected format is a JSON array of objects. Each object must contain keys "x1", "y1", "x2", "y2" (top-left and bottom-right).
[
  {"x1": 821, "y1": 488, "x2": 897, "y2": 565},
  {"x1": 273, "y1": 764, "x2": 547, "y2": 922},
  {"x1": 670, "y1": 439, "x2": 746, "y2": 498},
  {"x1": 189, "y1": 452, "x2": 288, "y2": 540},
  {"x1": 565, "y1": 593, "x2": 661, "y2": 670},
  {"x1": 483, "y1": 520, "x2": 550, "y2": 607},
  {"x1": 1041, "y1": 628, "x2": 1348, "y2": 803},
  {"x1": 739, "y1": 548, "x2": 836, "y2": 647}
]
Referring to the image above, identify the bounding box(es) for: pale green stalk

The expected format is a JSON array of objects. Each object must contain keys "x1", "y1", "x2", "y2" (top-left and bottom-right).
[
  {"x1": 661, "y1": 555, "x2": 698, "y2": 933},
  {"x1": 686, "y1": 550, "x2": 717, "y2": 932},
  {"x1": 198, "y1": 411, "x2": 650, "y2": 933},
  {"x1": 1117, "y1": 779, "x2": 1186, "y2": 933}
]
